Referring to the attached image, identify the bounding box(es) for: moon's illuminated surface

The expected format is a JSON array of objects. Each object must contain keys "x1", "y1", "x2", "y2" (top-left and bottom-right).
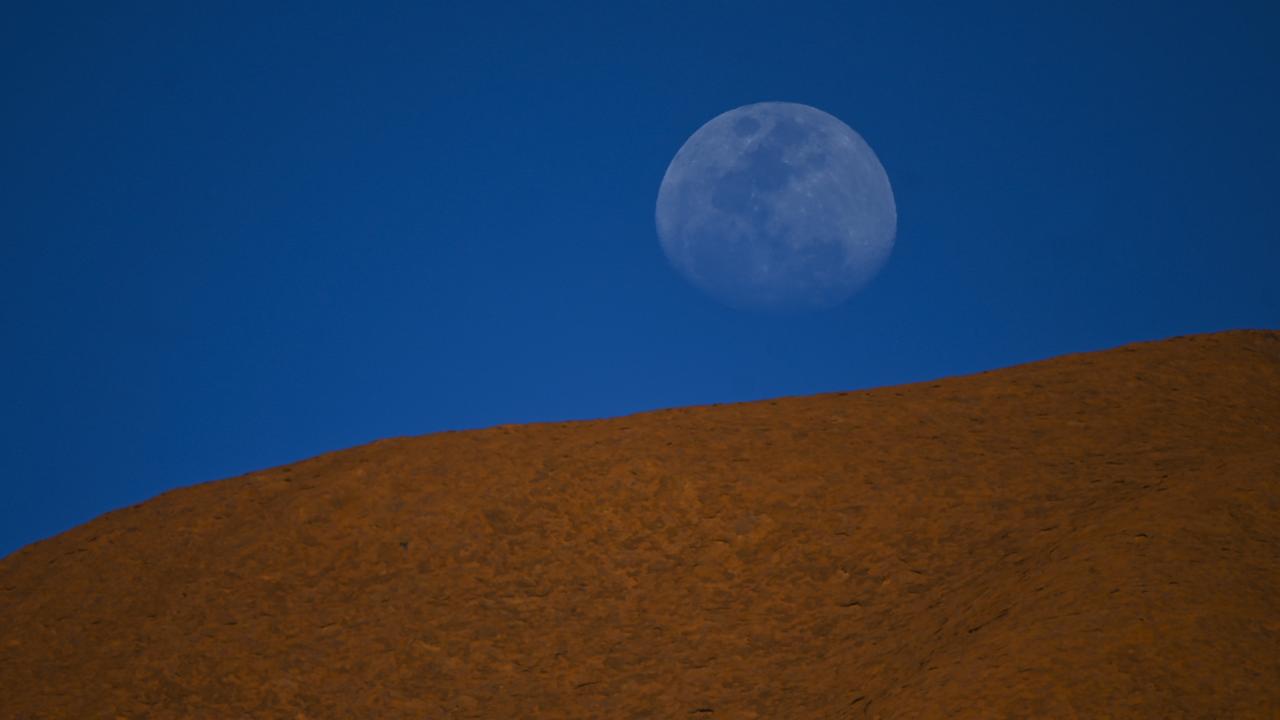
[{"x1": 656, "y1": 102, "x2": 896, "y2": 311}]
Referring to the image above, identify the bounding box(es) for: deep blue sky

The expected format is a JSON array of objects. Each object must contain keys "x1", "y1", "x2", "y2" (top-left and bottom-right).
[{"x1": 3, "y1": 1, "x2": 1277, "y2": 558}]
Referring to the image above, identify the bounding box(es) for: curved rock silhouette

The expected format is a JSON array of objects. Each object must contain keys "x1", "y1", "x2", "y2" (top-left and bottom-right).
[{"x1": 3, "y1": 331, "x2": 1278, "y2": 718}]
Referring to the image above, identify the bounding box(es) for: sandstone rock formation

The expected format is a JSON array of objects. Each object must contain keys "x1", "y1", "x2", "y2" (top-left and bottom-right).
[{"x1": 2, "y1": 331, "x2": 1278, "y2": 718}]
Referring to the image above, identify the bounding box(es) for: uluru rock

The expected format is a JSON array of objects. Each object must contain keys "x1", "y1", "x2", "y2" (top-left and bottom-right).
[{"x1": 2, "y1": 331, "x2": 1278, "y2": 718}]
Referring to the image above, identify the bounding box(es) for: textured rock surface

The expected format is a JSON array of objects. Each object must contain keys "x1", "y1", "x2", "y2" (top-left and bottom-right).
[{"x1": 2, "y1": 330, "x2": 1278, "y2": 718}]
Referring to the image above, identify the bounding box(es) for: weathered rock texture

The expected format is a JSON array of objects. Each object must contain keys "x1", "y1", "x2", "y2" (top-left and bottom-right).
[{"x1": 2, "y1": 331, "x2": 1278, "y2": 718}]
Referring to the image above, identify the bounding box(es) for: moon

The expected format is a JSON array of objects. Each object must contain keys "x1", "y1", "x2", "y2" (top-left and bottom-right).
[{"x1": 655, "y1": 102, "x2": 896, "y2": 311}]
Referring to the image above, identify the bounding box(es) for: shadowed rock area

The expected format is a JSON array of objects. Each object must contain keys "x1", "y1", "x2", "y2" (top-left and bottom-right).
[{"x1": 3, "y1": 330, "x2": 1278, "y2": 718}]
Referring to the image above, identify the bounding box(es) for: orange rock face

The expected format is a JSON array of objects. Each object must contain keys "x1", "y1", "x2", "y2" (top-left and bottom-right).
[{"x1": 2, "y1": 331, "x2": 1278, "y2": 718}]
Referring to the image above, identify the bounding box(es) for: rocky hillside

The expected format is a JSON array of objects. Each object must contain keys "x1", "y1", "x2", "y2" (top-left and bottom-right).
[{"x1": 2, "y1": 331, "x2": 1278, "y2": 718}]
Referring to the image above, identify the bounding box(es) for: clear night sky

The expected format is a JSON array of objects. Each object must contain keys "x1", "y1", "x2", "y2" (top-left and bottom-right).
[{"x1": 3, "y1": 2, "x2": 1277, "y2": 558}]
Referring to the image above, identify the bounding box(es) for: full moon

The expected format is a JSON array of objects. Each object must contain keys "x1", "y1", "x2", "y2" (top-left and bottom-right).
[{"x1": 655, "y1": 102, "x2": 896, "y2": 311}]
